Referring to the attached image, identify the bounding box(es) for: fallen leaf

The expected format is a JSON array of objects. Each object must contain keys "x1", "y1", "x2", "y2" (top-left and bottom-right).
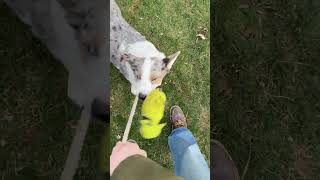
[{"x1": 116, "y1": 135, "x2": 121, "y2": 140}]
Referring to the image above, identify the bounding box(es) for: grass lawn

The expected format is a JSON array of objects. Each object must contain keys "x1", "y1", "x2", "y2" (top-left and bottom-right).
[
  {"x1": 110, "y1": 0, "x2": 210, "y2": 169},
  {"x1": 215, "y1": 0, "x2": 320, "y2": 179},
  {"x1": 0, "y1": 3, "x2": 106, "y2": 179}
]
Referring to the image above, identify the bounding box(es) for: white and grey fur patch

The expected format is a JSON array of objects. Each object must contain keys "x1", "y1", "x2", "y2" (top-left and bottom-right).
[
  {"x1": 3, "y1": 0, "x2": 179, "y2": 112},
  {"x1": 4, "y1": 0, "x2": 108, "y2": 114}
]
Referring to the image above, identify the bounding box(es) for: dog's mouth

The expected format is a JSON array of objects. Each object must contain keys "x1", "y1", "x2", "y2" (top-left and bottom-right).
[
  {"x1": 137, "y1": 86, "x2": 163, "y2": 100},
  {"x1": 91, "y1": 98, "x2": 109, "y2": 124},
  {"x1": 138, "y1": 93, "x2": 146, "y2": 100},
  {"x1": 142, "y1": 115, "x2": 151, "y2": 120}
]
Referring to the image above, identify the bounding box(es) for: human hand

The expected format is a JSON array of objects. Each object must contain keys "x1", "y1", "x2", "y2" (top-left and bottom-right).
[{"x1": 110, "y1": 141, "x2": 147, "y2": 175}]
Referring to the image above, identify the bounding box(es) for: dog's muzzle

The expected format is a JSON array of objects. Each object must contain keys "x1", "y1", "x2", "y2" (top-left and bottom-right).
[{"x1": 138, "y1": 93, "x2": 146, "y2": 100}]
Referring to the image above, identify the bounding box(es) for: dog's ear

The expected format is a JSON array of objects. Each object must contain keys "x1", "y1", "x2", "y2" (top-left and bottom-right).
[{"x1": 163, "y1": 51, "x2": 181, "y2": 70}]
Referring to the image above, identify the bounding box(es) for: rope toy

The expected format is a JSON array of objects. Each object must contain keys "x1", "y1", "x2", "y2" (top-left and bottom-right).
[
  {"x1": 60, "y1": 110, "x2": 91, "y2": 180},
  {"x1": 122, "y1": 89, "x2": 166, "y2": 141},
  {"x1": 122, "y1": 95, "x2": 139, "y2": 142},
  {"x1": 140, "y1": 89, "x2": 166, "y2": 139}
]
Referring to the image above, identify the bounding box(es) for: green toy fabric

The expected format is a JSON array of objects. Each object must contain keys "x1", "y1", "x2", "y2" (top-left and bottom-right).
[{"x1": 139, "y1": 89, "x2": 167, "y2": 139}]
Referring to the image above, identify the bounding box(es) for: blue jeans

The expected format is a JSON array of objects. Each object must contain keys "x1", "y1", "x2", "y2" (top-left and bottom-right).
[{"x1": 168, "y1": 127, "x2": 210, "y2": 180}]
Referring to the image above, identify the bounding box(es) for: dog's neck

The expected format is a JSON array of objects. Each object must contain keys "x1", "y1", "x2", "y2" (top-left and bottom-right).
[{"x1": 110, "y1": 0, "x2": 146, "y2": 46}]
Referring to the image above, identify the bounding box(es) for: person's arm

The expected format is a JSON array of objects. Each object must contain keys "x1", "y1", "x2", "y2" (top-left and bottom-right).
[{"x1": 110, "y1": 141, "x2": 183, "y2": 180}]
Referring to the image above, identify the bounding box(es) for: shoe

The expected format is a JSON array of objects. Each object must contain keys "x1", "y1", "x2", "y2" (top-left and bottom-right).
[
  {"x1": 170, "y1": 106, "x2": 187, "y2": 130},
  {"x1": 212, "y1": 140, "x2": 240, "y2": 180}
]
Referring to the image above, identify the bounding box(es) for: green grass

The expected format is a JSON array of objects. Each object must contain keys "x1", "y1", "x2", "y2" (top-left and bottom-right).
[
  {"x1": 0, "y1": 0, "x2": 210, "y2": 178},
  {"x1": 0, "y1": 3, "x2": 106, "y2": 179},
  {"x1": 215, "y1": 0, "x2": 320, "y2": 179},
  {"x1": 110, "y1": 0, "x2": 210, "y2": 169}
]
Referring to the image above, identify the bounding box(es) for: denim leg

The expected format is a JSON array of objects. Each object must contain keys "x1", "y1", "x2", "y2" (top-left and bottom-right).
[{"x1": 168, "y1": 127, "x2": 210, "y2": 180}]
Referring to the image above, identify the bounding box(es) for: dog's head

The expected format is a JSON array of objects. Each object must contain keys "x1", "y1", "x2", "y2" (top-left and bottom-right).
[{"x1": 119, "y1": 41, "x2": 180, "y2": 99}]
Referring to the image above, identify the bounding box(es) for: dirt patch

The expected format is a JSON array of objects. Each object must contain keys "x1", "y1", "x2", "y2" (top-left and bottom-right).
[
  {"x1": 129, "y1": 0, "x2": 140, "y2": 12},
  {"x1": 199, "y1": 105, "x2": 210, "y2": 130}
]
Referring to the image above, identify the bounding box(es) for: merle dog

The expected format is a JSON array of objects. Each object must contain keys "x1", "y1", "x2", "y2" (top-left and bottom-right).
[
  {"x1": 110, "y1": 0, "x2": 180, "y2": 99},
  {"x1": 4, "y1": 0, "x2": 180, "y2": 119},
  {"x1": 4, "y1": 0, "x2": 108, "y2": 121}
]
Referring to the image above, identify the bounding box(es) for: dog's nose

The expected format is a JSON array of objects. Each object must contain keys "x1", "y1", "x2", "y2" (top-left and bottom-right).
[
  {"x1": 86, "y1": 44, "x2": 99, "y2": 57},
  {"x1": 138, "y1": 93, "x2": 146, "y2": 100},
  {"x1": 91, "y1": 98, "x2": 109, "y2": 124}
]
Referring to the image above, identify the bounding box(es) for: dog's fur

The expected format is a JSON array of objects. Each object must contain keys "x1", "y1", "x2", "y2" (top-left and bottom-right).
[
  {"x1": 4, "y1": 0, "x2": 108, "y2": 116},
  {"x1": 110, "y1": 0, "x2": 180, "y2": 97},
  {"x1": 4, "y1": 0, "x2": 179, "y2": 117}
]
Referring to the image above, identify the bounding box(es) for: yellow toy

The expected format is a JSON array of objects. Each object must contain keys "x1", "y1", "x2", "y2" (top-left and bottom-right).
[{"x1": 140, "y1": 89, "x2": 167, "y2": 139}]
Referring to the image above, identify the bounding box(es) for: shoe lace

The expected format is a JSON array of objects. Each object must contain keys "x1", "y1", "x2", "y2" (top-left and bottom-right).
[{"x1": 173, "y1": 119, "x2": 185, "y2": 128}]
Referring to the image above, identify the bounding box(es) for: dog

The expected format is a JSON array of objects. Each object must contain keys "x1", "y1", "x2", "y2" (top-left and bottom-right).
[
  {"x1": 110, "y1": 0, "x2": 180, "y2": 99},
  {"x1": 4, "y1": 0, "x2": 179, "y2": 119},
  {"x1": 4, "y1": 0, "x2": 109, "y2": 121}
]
